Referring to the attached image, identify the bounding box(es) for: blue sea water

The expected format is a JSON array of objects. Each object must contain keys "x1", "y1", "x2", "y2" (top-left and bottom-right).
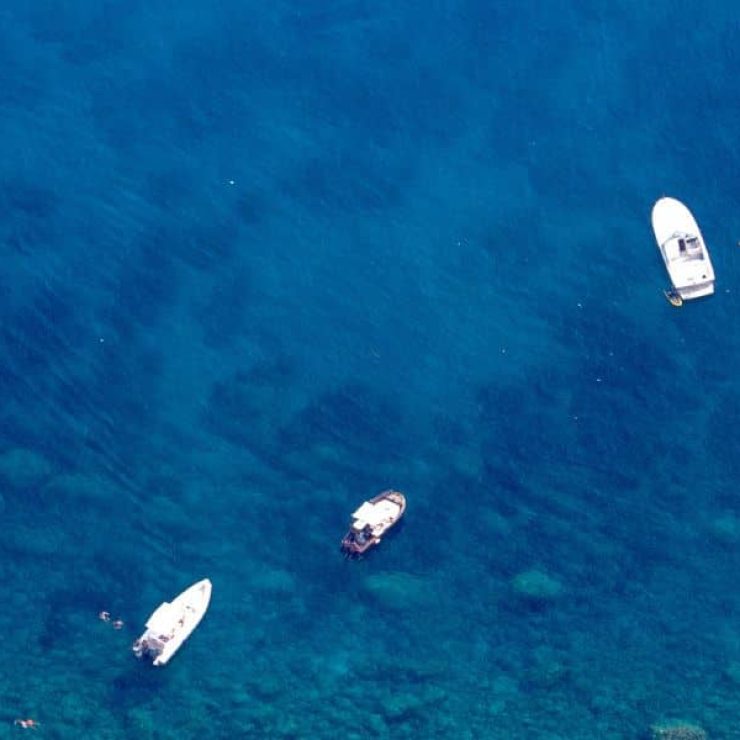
[{"x1": 1, "y1": 1, "x2": 740, "y2": 737}]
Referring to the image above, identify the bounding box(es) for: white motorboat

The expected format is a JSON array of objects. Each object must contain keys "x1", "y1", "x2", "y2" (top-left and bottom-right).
[
  {"x1": 651, "y1": 197, "x2": 715, "y2": 302},
  {"x1": 133, "y1": 578, "x2": 212, "y2": 666},
  {"x1": 340, "y1": 490, "x2": 406, "y2": 556}
]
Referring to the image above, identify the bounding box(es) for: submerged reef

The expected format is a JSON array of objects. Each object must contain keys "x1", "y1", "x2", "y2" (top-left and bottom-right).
[
  {"x1": 0, "y1": 447, "x2": 53, "y2": 490},
  {"x1": 511, "y1": 568, "x2": 563, "y2": 607},
  {"x1": 649, "y1": 721, "x2": 707, "y2": 740}
]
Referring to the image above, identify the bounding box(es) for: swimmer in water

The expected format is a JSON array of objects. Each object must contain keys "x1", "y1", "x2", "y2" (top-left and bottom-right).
[{"x1": 14, "y1": 718, "x2": 39, "y2": 729}]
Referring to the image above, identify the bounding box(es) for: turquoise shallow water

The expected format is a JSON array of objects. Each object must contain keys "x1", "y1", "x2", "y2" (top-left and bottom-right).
[{"x1": 2, "y1": 1, "x2": 740, "y2": 737}]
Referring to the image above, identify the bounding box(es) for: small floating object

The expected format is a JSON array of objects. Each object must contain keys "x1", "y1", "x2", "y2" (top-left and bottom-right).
[
  {"x1": 133, "y1": 579, "x2": 212, "y2": 666},
  {"x1": 652, "y1": 197, "x2": 715, "y2": 302},
  {"x1": 663, "y1": 288, "x2": 683, "y2": 307},
  {"x1": 341, "y1": 490, "x2": 406, "y2": 557}
]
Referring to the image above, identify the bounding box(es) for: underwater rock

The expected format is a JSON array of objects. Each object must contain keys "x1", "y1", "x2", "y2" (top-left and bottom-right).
[
  {"x1": 487, "y1": 675, "x2": 518, "y2": 716},
  {"x1": 362, "y1": 572, "x2": 436, "y2": 610},
  {"x1": 707, "y1": 513, "x2": 740, "y2": 545},
  {"x1": 448, "y1": 446, "x2": 484, "y2": 480},
  {"x1": 245, "y1": 672, "x2": 285, "y2": 701},
  {"x1": 378, "y1": 685, "x2": 447, "y2": 723},
  {"x1": 724, "y1": 660, "x2": 740, "y2": 686},
  {"x1": 0, "y1": 447, "x2": 53, "y2": 490},
  {"x1": 478, "y1": 509, "x2": 513, "y2": 537},
  {"x1": 511, "y1": 569, "x2": 563, "y2": 605},
  {"x1": 649, "y1": 721, "x2": 708, "y2": 740}
]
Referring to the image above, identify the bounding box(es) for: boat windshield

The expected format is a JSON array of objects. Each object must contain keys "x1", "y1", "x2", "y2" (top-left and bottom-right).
[
  {"x1": 147, "y1": 637, "x2": 165, "y2": 655},
  {"x1": 670, "y1": 235, "x2": 703, "y2": 262},
  {"x1": 684, "y1": 236, "x2": 703, "y2": 257}
]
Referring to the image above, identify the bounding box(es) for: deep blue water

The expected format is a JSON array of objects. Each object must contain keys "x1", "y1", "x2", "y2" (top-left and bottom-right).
[{"x1": 1, "y1": 1, "x2": 740, "y2": 737}]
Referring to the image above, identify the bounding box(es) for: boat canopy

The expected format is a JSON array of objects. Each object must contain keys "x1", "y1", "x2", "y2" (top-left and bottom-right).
[{"x1": 352, "y1": 499, "x2": 400, "y2": 528}]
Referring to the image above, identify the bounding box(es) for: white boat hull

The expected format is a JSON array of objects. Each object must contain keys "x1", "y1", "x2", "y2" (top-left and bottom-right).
[
  {"x1": 134, "y1": 578, "x2": 212, "y2": 666},
  {"x1": 651, "y1": 197, "x2": 715, "y2": 300}
]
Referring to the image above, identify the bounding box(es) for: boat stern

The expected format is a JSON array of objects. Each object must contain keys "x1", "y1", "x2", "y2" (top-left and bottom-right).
[{"x1": 676, "y1": 281, "x2": 715, "y2": 300}]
